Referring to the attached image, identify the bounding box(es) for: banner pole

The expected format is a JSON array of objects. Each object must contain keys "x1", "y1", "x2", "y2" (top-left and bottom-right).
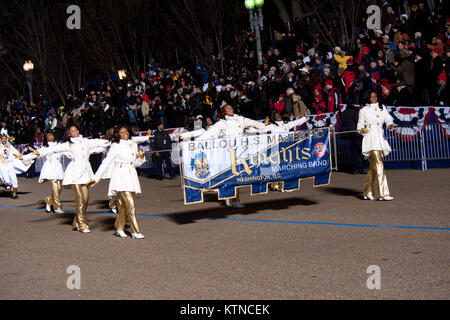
[{"x1": 332, "y1": 127, "x2": 338, "y2": 171}]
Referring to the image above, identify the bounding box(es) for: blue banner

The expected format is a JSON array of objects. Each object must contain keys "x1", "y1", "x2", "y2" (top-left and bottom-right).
[{"x1": 181, "y1": 128, "x2": 332, "y2": 204}]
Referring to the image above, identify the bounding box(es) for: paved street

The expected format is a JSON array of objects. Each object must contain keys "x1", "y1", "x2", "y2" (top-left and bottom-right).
[{"x1": 1, "y1": 169, "x2": 449, "y2": 299}]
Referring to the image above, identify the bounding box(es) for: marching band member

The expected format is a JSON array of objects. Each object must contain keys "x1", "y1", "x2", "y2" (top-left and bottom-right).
[
  {"x1": 197, "y1": 105, "x2": 266, "y2": 141},
  {"x1": 357, "y1": 90, "x2": 395, "y2": 201},
  {"x1": 35, "y1": 125, "x2": 110, "y2": 233},
  {"x1": 0, "y1": 133, "x2": 34, "y2": 198},
  {"x1": 92, "y1": 126, "x2": 149, "y2": 239},
  {"x1": 33, "y1": 130, "x2": 66, "y2": 213},
  {"x1": 100, "y1": 129, "x2": 152, "y2": 214},
  {"x1": 197, "y1": 104, "x2": 267, "y2": 208}
]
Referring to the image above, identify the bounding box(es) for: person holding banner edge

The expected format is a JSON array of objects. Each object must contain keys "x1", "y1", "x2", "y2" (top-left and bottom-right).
[
  {"x1": 197, "y1": 104, "x2": 267, "y2": 208},
  {"x1": 357, "y1": 90, "x2": 395, "y2": 201}
]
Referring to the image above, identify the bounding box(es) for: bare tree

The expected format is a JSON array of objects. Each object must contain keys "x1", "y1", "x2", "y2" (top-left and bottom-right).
[{"x1": 164, "y1": 0, "x2": 246, "y2": 73}]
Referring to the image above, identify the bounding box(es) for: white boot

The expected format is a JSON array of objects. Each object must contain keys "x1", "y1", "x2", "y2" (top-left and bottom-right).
[
  {"x1": 131, "y1": 233, "x2": 145, "y2": 239},
  {"x1": 379, "y1": 195, "x2": 394, "y2": 201},
  {"x1": 46, "y1": 204, "x2": 52, "y2": 212},
  {"x1": 54, "y1": 209, "x2": 64, "y2": 214},
  {"x1": 225, "y1": 199, "x2": 232, "y2": 207},
  {"x1": 116, "y1": 230, "x2": 127, "y2": 238},
  {"x1": 363, "y1": 195, "x2": 375, "y2": 200},
  {"x1": 231, "y1": 200, "x2": 245, "y2": 208},
  {"x1": 111, "y1": 208, "x2": 117, "y2": 213},
  {"x1": 80, "y1": 229, "x2": 91, "y2": 233}
]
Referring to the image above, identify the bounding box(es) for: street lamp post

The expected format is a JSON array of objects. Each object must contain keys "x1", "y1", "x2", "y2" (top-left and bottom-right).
[
  {"x1": 245, "y1": 0, "x2": 264, "y2": 65},
  {"x1": 23, "y1": 60, "x2": 34, "y2": 105}
]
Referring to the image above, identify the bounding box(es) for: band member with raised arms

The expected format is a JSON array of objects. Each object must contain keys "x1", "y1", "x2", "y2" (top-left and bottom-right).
[
  {"x1": 197, "y1": 104, "x2": 267, "y2": 208},
  {"x1": 99, "y1": 128, "x2": 152, "y2": 213},
  {"x1": 92, "y1": 126, "x2": 149, "y2": 239},
  {"x1": 357, "y1": 90, "x2": 395, "y2": 201},
  {"x1": 35, "y1": 125, "x2": 110, "y2": 233}
]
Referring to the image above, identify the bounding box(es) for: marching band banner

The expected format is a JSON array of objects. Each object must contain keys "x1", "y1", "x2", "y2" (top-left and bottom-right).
[{"x1": 181, "y1": 128, "x2": 332, "y2": 204}]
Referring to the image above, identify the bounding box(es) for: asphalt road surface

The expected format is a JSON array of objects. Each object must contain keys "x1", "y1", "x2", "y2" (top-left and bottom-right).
[{"x1": 1, "y1": 169, "x2": 449, "y2": 299}]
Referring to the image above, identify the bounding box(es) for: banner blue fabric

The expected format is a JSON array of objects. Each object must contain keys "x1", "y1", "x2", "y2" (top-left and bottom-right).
[{"x1": 181, "y1": 128, "x2": 332, "y2": 204}]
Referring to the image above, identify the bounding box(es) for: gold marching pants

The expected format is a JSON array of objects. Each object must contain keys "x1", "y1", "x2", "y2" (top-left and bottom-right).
[
  {"x1": 71, "y1": 184, "x2": 90, "y2": 231},
  {"x1": 45, "y1": 180, "x2": 62, "y2": 210},
  {"x1": 109, "y1": 197, "x2": 117, "y2": 211},
  {"x1": 115, "y1": 191, "x2": 141, "y2": 234},
  {"x1": 364, "y1": 150, "x2": 390, "y2": 198}
]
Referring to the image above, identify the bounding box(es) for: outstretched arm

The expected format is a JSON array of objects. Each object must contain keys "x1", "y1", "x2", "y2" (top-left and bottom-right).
[
  {"x1": 86, "y1": 138, "x2": 110, "y2": 150},
  {"x1": 283, "y1": 116, "x2": 307, "y2": 131},
  {"x1": 93, "y1": 145, "x2": 118, "y2": 183},
  {"x1": 132, "y1": 130, "x2": 153, "y2": 144},
  {"x1": 36, "y1": 143, "x2": 70, "y2": 158},
  {"x1": 243, "y1": 117, "x2": 266, "y2": 130},
  {"x1": 180, "y1": 128, "x2": 206, "y2": 140},
  {"x1": 197, "y1": 122, "x2": 225, "y2": 140}
]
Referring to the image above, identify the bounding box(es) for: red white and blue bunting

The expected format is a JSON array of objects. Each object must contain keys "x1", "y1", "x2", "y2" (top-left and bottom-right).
[{"x1": 13, "y1": 106, "x2": 450, "y2": 154}]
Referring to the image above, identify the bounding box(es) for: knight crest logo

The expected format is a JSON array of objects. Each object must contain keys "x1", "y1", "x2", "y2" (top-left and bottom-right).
[
  {"x1": 314, "y1": 142, "x2": 327, "y2": 157},
  {"x1": 190, "y1": 152, "x2": 210, "y2": 179}
]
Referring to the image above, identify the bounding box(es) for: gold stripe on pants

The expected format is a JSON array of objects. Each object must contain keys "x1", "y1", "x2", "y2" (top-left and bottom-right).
[
  {"x1": 45, "y1": 179, "x2": 62, "y2": 210},
  {"x1": 115, "y1": 191, "x2": 141, "y2": 234},
  {"x1": 71, "y1": 184, "x2": 90, "y2": 230},
  {"x1": 364, "y1": 150, "x2": 390, "y2": 198}
]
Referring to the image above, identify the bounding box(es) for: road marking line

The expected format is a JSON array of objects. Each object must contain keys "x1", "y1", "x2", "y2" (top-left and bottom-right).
[{"x1": 1, "y1": 205, "x2": 449, "y2": 231}]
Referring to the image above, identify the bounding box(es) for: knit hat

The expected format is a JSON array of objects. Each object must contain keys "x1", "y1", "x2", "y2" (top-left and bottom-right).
[
  {"x1": 346, "y1": 58, "x2": 354, "y2": 65},
  {"x1": 325, "y1": 79, "x2": 333, "y2": 86},
  {"x1": 362, "y1": 47, "x2": 370, "y2": 54}
]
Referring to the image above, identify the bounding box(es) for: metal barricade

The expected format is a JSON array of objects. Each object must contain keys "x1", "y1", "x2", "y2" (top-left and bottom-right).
[{"x1": 331, "y1": 123, "x2": 450, "y2": 171}]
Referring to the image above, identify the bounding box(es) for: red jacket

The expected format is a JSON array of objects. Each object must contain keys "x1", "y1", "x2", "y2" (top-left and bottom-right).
[{"x1": 327, "y1": 88, "x2": 342, "y2": 113}]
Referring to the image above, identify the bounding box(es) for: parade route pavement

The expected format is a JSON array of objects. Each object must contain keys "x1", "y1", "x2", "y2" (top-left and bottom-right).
[{"x1": 0, "y1": 169, "x2": 449, "y2": 299}]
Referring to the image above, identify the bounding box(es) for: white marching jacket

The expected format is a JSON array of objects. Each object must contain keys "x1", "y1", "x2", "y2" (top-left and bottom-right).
[
  {"x1": 180, "y1": 128, "x2": 206, "y2": 140},
  {"x1": 0, "y1": 142, "x2": 34, "y2": 188},
  {"x1": 197, "y1": 114, "x2": 266, "y2": 140},
  {"x1": 93, "y1": 139, "x2": 145, "y2": 197},
  {"x1": 38, "y1": 142, "x2": 65, "y2": 183},
  {"x1": 357, "y1": 103, "x2": 394, "y2": 156},
  {"x1": 257, "y1": 117, "x2": 307, "y2": 134},
  {"x1": 99, "y1": 135, "x2": 150, "y2": 180},
  {"x1": 38, "y1": 136, "x2": 110, "y2": 185}
]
